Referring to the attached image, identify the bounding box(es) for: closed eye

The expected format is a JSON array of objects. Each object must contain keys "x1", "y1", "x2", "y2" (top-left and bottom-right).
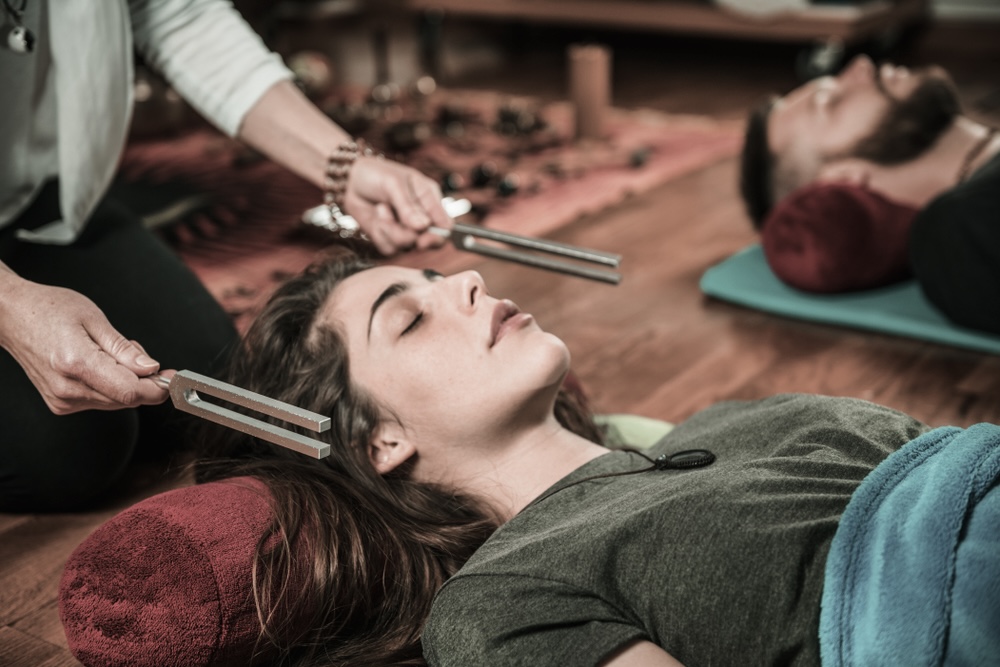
[
  {"x1": 400, "y1": 269, "x2": 441, "y2": 335},
  {"x1": 402, "y1": 311, "x2": 424, "y2": 336}
]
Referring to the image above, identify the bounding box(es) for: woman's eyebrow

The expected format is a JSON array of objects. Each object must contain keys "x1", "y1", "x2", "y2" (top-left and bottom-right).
[{"x1": 368, "y1": 282, "x2": 409, "y2": 340}]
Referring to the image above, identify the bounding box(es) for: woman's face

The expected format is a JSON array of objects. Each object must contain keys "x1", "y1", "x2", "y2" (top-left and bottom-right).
[{"x1": 318, "y1": 266, "x2": 571, "y2": 462}]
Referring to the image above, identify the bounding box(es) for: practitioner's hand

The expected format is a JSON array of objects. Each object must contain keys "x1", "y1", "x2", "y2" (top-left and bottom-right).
[
  {"x1": 0, "y1": 279, "x2": 170, "y2": 414},
  {"x1": 343, "y1": 156, "x2": 453, "y2": 256}
]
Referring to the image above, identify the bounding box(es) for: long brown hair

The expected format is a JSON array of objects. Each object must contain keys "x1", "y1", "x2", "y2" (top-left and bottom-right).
[{"x1": 195, "y1": 249, "x2": 603, "y2": 665}]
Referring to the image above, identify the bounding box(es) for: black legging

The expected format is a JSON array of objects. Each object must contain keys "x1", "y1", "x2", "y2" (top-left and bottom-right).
[{"x1": 0, "y1": 181, "x2": 238, "y2": 512}]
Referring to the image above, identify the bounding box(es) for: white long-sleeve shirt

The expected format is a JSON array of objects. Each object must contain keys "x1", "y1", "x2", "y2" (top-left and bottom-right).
[{"x1": 0, "y1": 0, "x2": 292, "y2": 244}]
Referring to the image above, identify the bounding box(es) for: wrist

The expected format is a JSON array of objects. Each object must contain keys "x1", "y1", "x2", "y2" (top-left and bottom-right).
[
  {"x1": 0, "y1": 263, "x2": 30, "y2": 347},
  {"x1": 323, "y1": 139, "x2": 383, "y2": 214},
  {"x1": 0, "y1": 261, "x2": 27, "y2": 299}
]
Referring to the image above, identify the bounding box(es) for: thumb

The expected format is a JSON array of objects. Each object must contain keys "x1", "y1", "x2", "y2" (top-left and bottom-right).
[{"x1": 87, "y1": 319, "x2": 160, "y2": 376}]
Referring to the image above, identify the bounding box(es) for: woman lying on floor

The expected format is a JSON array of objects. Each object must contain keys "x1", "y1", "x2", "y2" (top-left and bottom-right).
[{"x1": 196, "y1": 250, "x2": 1000, "y2": 667}]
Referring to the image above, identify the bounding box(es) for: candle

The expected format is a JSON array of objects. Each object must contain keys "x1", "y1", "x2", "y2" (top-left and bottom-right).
[{"x1": 569, "y1": 44, "x2": 611, "y2": 140}]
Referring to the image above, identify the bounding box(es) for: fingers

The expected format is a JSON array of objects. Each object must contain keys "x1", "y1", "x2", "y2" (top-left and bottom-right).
[
  {"x1": 390, "y1": 170, "x2": 450, "y2": 232},
  {"x1": 347, "y1": 158, "x2": 453, "y2": 254},
  {"x1": 369, "y1": 202, "x2": 419, "y2": 256},
  {"x1": 42, "y1": 349, "x2": 169, "y2": 414},
  {"x1": 411, "y1": 174, "x2": 452, "y2": 230},
  {"x1": 6, "y1": 283, "x2": 170, "y2": 414},
  {"x1": 89, "y1": 320, "x2": 160, "y2": 377},
  {"x1": 409, "y1": 174, "x2": 450, "y2": 250},
  {"x1": 56, "y1": 319, "x2": 170, "y2": 412},
  {"x1": 381, "y1": 173, "x2": 432, "y2": 234}
]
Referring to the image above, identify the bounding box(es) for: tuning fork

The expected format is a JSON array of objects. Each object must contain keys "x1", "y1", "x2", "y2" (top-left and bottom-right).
[
  {"x1": 302, "y1": 198, "x2": 622, "y2": 285},
  {"x1": 150, "y1": 371, "x2": 331, "y2": 459}
]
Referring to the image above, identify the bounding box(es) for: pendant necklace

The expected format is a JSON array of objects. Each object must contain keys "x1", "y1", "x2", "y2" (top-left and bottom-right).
[{"x1": 3, "y1": 0, "x2": 35, "y2": 54}]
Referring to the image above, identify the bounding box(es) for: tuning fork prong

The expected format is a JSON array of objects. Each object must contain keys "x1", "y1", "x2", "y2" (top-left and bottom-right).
[
  {"x1": 434, "y1": 222, "x2": 622, "y2": 284},
  {"x1": 152, "y1": 370, "x2": 331, "y2": 459}
]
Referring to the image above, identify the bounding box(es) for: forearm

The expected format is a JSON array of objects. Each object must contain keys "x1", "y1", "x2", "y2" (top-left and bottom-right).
[
  {"x1": 237, "y1": 80, "x2": 351, "y2": 189},
  {"x1": 130, "y1": 0, "x2": 292, "y2": 137}
]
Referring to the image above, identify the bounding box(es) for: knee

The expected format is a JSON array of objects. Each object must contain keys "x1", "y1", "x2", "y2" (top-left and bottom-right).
[{"x1": 0, "y1": 409, "x2": 139, "y2": 513}]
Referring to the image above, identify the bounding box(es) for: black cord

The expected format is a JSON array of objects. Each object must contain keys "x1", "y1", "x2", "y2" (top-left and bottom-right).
[
  {"x1": 2, "y1": 0, "x2": 27, "y2": 20},
  {"x1": 530, "y1": 448, "x2": 716, "y2": 508},
  {"x1": 528, "y1": 450, "x2": 659, "y2": 508}
]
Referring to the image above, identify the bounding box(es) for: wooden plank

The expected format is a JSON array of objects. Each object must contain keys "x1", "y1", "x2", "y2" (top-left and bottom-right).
[
  {"x1": 0, "y1": 514, "x2": 113, "y2": 627},
  {"x1": 13, "y1": 599, "x2": 70, "y2": 651},
  {"x1": 0, "y1": 626, "x2": 81, "y2": 667},
  {"x1": 35, "y1": 651, "x2": 84, "y2": 667},
  {"x1": 0, "y1": 514, "x2": 32, "y2": 534}
]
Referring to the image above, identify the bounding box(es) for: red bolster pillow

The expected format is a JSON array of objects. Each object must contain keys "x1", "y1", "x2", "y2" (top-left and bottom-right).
[
  {"x1": 761, "y1": 182, "x2": 918, "y2": 293},
  {"x1": 59, "y1": 477, "x2": 295, "y2": 667}
]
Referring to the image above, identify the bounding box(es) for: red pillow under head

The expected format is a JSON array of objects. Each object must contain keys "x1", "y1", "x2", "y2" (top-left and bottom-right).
[{"x1": 761, "y1": 182, "x2": 918, "y2": 293}]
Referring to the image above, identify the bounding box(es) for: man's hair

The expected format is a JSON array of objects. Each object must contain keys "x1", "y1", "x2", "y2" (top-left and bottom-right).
[{"x1": 739, "y1": 96, "x2": 777, "y2": 230}]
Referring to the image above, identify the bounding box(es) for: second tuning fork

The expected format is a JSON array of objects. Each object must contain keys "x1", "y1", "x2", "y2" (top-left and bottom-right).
[{"x1": 302, "y1": 198, "x2": 622, "y2": 285}]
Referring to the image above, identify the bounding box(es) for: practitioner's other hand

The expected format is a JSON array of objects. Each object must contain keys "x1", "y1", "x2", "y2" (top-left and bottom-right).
[
  {"x1": 344, "y1": 156, "x2": 453, "y2": 256},
  {"x1": 0, "y1": 279, "x2": 170, "y2": 414}
]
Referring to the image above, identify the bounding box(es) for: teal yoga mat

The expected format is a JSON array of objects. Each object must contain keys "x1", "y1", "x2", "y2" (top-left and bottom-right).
[{"x1": 700, "y1": 244, "x2": 1000, "y2": 356}]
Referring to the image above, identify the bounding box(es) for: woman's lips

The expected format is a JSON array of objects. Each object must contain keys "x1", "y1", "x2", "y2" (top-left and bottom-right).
[
  {"x1": 490, "y1": 300, "x2": 529, "y2": 347},
  {"x1": 494, "y1": 312, "x2": 533, "y2": 346}
]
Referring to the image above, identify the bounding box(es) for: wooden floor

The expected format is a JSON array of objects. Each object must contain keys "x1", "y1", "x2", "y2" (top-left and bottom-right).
[{"x1": 3, "y1": 21, "x2": 999, "y2": 667}]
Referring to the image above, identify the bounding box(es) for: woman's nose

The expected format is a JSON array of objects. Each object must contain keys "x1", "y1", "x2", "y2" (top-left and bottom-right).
[{"x1": 450, "y1": 271, "x2": 486, "y2": 311}]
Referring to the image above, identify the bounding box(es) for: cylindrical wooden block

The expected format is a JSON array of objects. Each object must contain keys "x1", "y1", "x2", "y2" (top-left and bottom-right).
[{"x1": 569, "y1": 44, "x2": 611, "y2": 140}]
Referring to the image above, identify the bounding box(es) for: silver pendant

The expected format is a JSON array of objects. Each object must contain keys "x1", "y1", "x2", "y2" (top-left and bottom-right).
[{"x1": 5, "y1": 24, "x2": 34, "y2": 53}]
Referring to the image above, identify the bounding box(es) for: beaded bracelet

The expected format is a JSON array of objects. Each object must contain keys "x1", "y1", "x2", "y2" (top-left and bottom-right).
[{"x1": 323, "y1": 139, "x2": 382, "y2": 238}]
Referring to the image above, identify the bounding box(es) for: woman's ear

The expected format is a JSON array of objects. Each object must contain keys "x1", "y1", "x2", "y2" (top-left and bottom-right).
[{"x1": 368, "y1": 422, "x2": 417, "y2": 475}]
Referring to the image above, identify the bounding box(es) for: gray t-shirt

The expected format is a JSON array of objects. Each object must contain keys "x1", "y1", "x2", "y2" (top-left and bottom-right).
[{"x1": 423, "y1": 394, "x2": 929, "y2": 667}]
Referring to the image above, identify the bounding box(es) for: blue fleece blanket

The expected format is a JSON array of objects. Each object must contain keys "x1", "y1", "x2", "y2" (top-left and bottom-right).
[{"x1": 820, "y1": 424, "x2": 1000, "y2": 666}]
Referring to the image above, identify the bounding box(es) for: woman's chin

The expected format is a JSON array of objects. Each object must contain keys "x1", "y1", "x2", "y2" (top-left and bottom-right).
[
  {"x1": 534, "y1": 336, "x2": 572, "y2": 385},
  {"x1": 518, "y1": 353, "x2": 574, "y2": 412}
]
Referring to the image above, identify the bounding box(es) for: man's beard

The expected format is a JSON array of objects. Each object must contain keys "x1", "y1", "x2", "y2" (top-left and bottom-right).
[{"x1": 850, "y1": 70, "x2": 962, "y2": 165}]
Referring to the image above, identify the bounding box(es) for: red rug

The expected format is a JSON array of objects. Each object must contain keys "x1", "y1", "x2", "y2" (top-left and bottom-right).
[{"x1": 120, "y1": 90, "x2": 742, "y2": 332}]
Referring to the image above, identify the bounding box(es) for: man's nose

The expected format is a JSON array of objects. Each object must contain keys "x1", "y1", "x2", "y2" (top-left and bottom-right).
[{"x1": 838, "y1": 54, "x2": 875, "y2": 86}]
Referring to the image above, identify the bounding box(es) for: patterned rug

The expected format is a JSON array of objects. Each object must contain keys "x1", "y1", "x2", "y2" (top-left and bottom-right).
[{"x1": 119, "y1": 90, "x2": 742, "y2": 332}]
